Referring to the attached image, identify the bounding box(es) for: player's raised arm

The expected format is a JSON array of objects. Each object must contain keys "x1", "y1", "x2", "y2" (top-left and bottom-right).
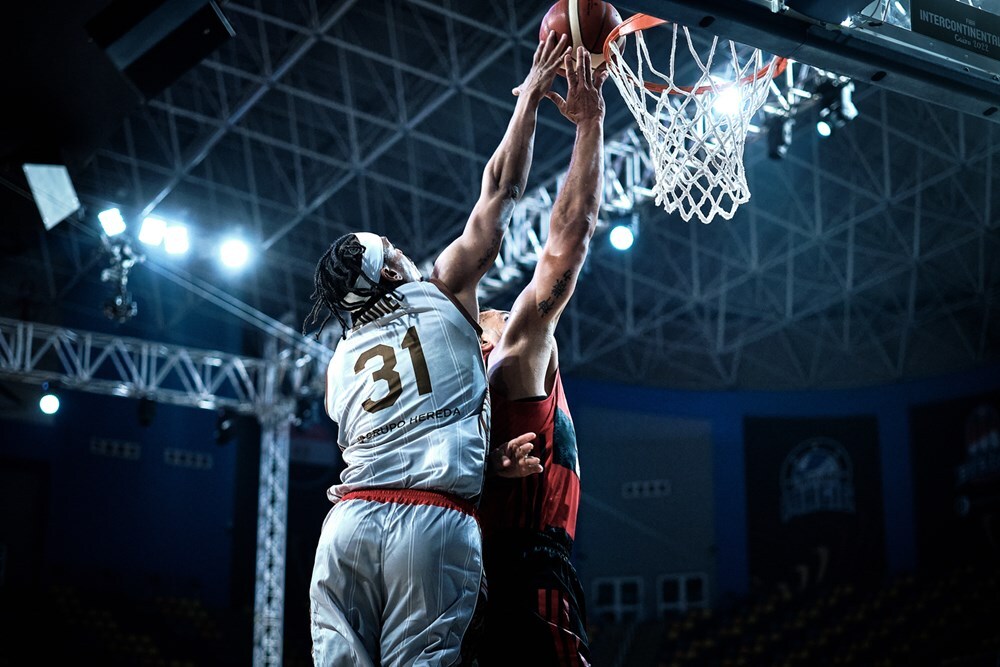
[
  {"x1": 432, "y1": 32, "x2": 570, "y2": 317},
  {"x1": 503, "y1": 48, "x2": 607, "y2": 349}
]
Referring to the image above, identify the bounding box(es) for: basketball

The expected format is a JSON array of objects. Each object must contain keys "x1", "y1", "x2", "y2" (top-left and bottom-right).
[{"x1": 539, "y1": 0, "x2": 625, "y2": 70}]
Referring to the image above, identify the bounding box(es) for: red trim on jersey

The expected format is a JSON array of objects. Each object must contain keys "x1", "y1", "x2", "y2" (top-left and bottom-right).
[
  {"x1": 480, "y1": 370, "x2": 581, "y2": 539},
  {"x1": 340, "y1": 488, "x2": 478, "y2": 519}
]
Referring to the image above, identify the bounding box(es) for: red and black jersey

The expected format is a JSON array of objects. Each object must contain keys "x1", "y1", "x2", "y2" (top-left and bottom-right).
[{"x1": 479, "y1": 370, "x2": 581, "y2": 542}]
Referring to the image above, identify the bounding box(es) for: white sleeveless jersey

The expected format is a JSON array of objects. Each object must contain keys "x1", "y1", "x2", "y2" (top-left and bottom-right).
[{"x1": 325, "y1": 279, "x2": 489, "y2": 502}]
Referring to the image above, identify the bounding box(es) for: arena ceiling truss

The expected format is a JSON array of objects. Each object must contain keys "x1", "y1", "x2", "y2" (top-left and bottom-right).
[{"x1": 3, "y1": 0, "x2": 998, "y2": 390}]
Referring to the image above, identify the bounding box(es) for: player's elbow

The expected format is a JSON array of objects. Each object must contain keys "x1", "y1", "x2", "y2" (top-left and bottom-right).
[
  {"x1": 483, "y1": 159, "x2": 524, "y2": 203},
  {"x1": 556, "y1": 206, "x2": 600, "y2": 241},
  {"x1": 490, "y1": 179, "x2": 522, "y2": 205},
  {"x1": 548, "y1": 229, "x2": 593, "y2": 269}
]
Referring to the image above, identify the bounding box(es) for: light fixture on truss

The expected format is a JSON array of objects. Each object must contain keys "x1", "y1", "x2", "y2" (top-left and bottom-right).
[
  {"x1": 608, "y1": 213, "x2": 639, "y2": 251},
  {"x1": 100, "y1": 235, "x2": 144, "y2": 323},
  {"x1": 815, "y1": 80, "x2": 858, "y2": 137},
  {"x1": 766, "y1": 116, "x2": 795, "y2": 159}
]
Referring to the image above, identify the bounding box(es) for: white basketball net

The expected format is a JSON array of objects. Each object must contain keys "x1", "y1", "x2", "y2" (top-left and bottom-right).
[{"x1": 606, "y1": 23, "x2": 782, "y2": 224}]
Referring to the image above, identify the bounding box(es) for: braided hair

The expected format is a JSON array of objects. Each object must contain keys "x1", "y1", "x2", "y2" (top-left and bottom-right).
[{"x1": 303, "y1": 233, "x2": 390, "y2": 339}]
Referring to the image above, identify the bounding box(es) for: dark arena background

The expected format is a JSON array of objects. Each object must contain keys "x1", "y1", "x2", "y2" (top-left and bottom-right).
[{"x1": 1, "y1": 1, "x2": 999, "y2": 666}]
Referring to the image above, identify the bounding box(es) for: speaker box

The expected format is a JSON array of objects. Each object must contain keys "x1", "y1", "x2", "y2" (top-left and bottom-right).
[{"x1": 87, "y1": 0, "x2": 235, "y2": 99}]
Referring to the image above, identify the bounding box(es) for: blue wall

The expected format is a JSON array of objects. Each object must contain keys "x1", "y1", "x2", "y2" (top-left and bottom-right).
[
  {"x1": 4, "y1": 362, "x2": 999, "y2": 610},
  {"x1": 563, "y1": 363, "x2": 1000, "y2": 601},
  {"x1": 0, "y1": 388, "x2": 239, "y2": 605}
]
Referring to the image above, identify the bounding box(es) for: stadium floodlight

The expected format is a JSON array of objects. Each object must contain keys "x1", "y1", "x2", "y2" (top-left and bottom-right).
[
  {"x1": 39, "y1": 387, "x2": 60, "y2": 415},
  {"x1": 98, "y1": 208, "x2": 127, "y2": 237},
  {"x1": 163, "y1": 224, "x2": 190, "y2": 255},
  {"x1": 219, "y1": 238, "x2": 250, "y2": 269},
  {"x1": 713, "y1": 86, "x2": 742, "y2": 116},
  {"x1": 139, "y1": 216, "x2": 167, "y2": 246},
  {"x1": 610, "y1": 224, "x2": 635, "y2": 251}
]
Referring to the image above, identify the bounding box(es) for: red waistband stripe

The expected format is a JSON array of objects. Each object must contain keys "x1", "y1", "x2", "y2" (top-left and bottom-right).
[{"x1": 340, "y1": 488, "x2": 478, "y2": 519}]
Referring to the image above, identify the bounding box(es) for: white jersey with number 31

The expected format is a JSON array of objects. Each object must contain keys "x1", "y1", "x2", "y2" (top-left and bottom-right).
[{"x1": 325, "y1": 279, "x2": 489, "y2": 503}]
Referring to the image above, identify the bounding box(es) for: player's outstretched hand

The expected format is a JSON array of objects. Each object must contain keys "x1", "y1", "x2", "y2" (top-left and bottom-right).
[
  {"x1": 512, "y1": 31, "x2": 572, "y2": 102},
  {"x1": 544, "y1": 47, "x2": 608, "y2": 126},
  {"x1": 489, "y1": 432, "x2": 543, "y2": 478}
]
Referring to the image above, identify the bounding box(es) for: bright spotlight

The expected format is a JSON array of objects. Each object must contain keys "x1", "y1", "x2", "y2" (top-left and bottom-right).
[
  {"x1": 139, "y1": 216, "x2": 167, "y2": 246},
  {"x1": 816, "y1": 120, "x2": 833, "y2": 137},
  {"x1": 219, "y1": 238, "x2": 250, "y2": 269},
  {"x1": 163, "y1": 225, "x2": 190, "y2": 255},
  {"x1": 39, "y1": 392, "x2": 60, "y2": 415},
  {"x1": 713, "y1": 87, "x2": 741, "y2": 116},
  {"x1": 98, "y1": 208, "x2": 126, "y2": 237},
  {"x1": 609, "y1": 224, "x2": 635, "y2": 251}
]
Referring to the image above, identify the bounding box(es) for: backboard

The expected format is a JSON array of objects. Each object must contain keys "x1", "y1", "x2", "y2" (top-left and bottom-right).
[{"x1": 616, "y1": 0, "x2": 1000, "y2": 121}]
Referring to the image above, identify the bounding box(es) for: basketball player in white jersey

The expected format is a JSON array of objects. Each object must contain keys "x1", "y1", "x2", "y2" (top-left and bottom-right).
[{"x1": 304, "y1": 32, "x2": 570, "y2": 667}]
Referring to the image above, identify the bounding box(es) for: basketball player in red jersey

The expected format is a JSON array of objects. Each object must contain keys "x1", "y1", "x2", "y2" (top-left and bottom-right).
[{"x1": 477, "y1": 47, "x2": 607, "y2": 667}]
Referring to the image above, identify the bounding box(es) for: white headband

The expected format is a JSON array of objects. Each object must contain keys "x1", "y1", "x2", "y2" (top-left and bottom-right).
[
  {"x1": 353, "y1": 232, "x2": 385, "y2": 287},
  {"x1": 342, "y1": 232, "x2": 386, "y2": 307}
]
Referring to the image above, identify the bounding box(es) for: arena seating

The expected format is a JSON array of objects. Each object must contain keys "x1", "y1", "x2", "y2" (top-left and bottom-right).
[
  {"x1": 658, "y1": 563, "x2": 999, "y2": 667},
  {"x1": 592, "y1": 561, "x2": 1000, "y2": 667}
]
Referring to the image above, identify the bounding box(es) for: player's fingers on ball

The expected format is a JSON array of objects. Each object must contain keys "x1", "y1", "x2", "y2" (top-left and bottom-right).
[
  {"x1": 594, "y1": 65, "x2": 609, "y2": 88},
  {"x1": 546, "y1": 30, "x2": 563, "y2": 59},
  {"x1": 555, "y1": 34, "x2": 571, "y2": 60},
  {"x1": 538, "y1": 33, "x2": 554, "y2": 62},
  {"x1": 564, "y1": 53, "x2": 576, "y2": 79},
  {"x1": 582, "y1": 50, "x2": 593, "y2": 85},
  {"x1": 537, "y1": 32, "x2": 550, "y2": 60}
]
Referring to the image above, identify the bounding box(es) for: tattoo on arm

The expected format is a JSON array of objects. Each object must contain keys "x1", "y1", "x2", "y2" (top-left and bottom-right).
[
  {"x1": 476, "y1": 235, "x2": 501, "y2": 270},
  {"x1": 537, "y1": 269, "x2": 572, "y2": 316}
]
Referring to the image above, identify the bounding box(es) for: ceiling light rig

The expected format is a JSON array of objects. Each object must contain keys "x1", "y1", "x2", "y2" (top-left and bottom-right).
[
  {"x1": 754, "y1": 65, "x2": 858, "y2": 160},
  {"x1": 100, "y1": 233, "x2": 143, "y2": 323},
  {"x1": 609, "y1": 213, "x2": 639, "y2": 251},
  {"x1": 98, "y1": 208, "x2": 127, "y2": 236},
  {"x1": 219, "y1": 237, "x2": 251, "y2": 270},
  {"x1": 93, "y1": 205, "x2": 259, "y2": 322},
  {"x1": 814, "y1": 80, "x2": 858, "y2": 137},
  {"x1": 766, "y1": 116, "x2": 795, "y2": 160},
  {"x1": 39, "y1": 382, "x2": 60, "y2": 415}
]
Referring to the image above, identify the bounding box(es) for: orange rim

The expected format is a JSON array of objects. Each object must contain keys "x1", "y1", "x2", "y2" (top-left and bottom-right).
[{"x1": 603, "y1": 13, "x2": 789, "y2": 95}]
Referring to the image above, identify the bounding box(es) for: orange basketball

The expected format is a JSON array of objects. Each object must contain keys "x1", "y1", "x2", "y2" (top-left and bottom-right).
[{"x1": 539, "y1": 0, "x2": 625, "y2": 70}]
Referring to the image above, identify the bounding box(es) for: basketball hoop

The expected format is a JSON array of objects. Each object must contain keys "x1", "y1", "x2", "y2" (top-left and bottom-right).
[{"x1": 603, "y1": 14, "x2": 788, "y2": 224}]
